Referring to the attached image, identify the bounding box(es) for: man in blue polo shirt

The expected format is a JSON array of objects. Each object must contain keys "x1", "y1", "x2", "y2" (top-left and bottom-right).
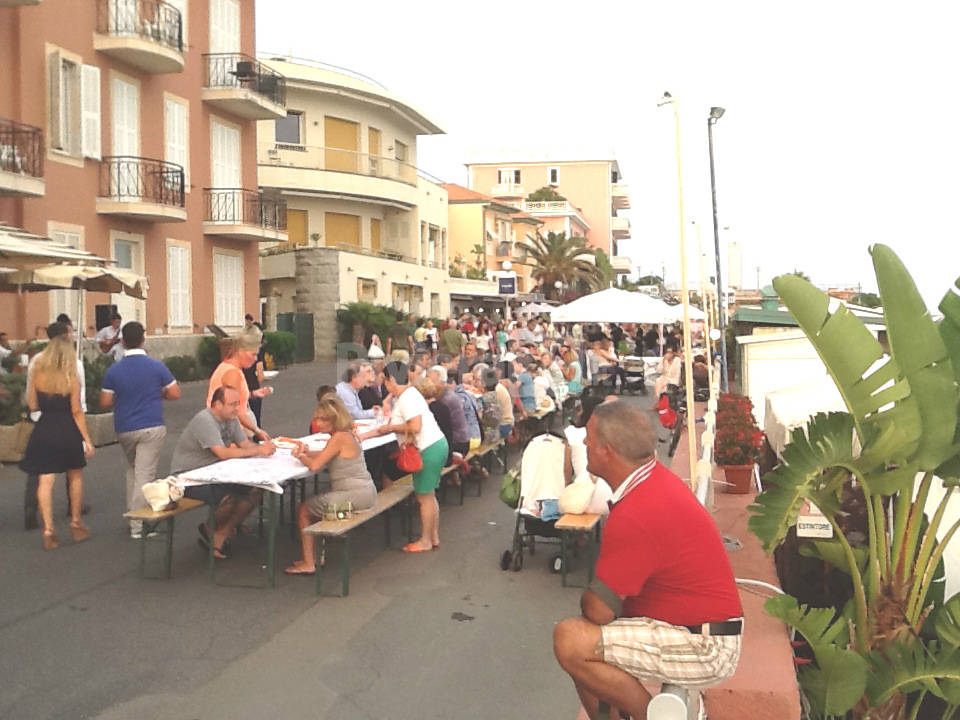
[{"x1": 100, "y1": 322, "x2": 181, "y2": 537}]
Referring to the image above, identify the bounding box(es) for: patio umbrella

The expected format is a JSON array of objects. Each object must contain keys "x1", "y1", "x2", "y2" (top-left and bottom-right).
[
  {"x1": 0, "y1": 223, "x2": 107, "y2": 267},
  {"x1": 0, "y1": 264, "x2": 149, "y2": 354},
  {"x1": 551, "y1": 288, "x2": 678, "y2": 324}
]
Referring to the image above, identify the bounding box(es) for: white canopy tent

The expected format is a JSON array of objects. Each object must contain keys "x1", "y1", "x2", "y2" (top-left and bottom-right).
[
  {"x1": 664, "y1": 302, "x2": 706, "y2": 321},
  {"x1": 550, "y1": 288, "x2": 678, "y2": 324},
  {"x1": 517, "y1": 302, "x2": 554, "y2": 316}
]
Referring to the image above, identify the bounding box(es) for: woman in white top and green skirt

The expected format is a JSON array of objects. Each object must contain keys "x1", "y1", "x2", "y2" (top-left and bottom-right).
[{"x1": 371, "y1": 361, "x2": 448, "y2": 553}]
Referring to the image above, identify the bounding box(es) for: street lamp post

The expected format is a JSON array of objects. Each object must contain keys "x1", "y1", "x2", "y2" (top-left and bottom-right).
[{"x1": 707, "y1": 106, "x2": 729, "y2": 391}]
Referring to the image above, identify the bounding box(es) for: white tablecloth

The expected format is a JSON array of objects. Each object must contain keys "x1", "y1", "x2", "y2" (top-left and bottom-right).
[{"x1": 177, "y1": 421, "x2": 398, "y2": 493}]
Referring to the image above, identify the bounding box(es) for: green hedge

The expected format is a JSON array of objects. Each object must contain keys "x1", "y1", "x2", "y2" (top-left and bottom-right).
[
  {"x1": 196, "y1": 336, "x2": 221, "y2": 378},
  {"x1": 84, "y1": 354, "x2": 113, "y2": 414},
  {"x1": 263, "y1": 331, "x2": 296, "y2": 367},
  {"x1": 0, "y1": 373, "x2": 27, "y2": 425},
  {"x1": 164, "y1": 355, "x2": 199, "y2": 382}
]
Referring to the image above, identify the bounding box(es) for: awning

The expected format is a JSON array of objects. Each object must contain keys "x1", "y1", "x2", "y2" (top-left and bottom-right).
[
  {"x1": 0, "y1": 264, "x2": 148, "y2": 299},
  {"x1": 0, "y1": 224, "x2": 108, "y2": 266},
  {"x1": 551, "y1": 288, "x2": 678, "y2": 323}
]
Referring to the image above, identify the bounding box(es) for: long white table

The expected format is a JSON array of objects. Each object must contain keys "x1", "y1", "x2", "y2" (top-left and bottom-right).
[{"x1": 174, "y1": 421, "x2": 399, "y2": 587}]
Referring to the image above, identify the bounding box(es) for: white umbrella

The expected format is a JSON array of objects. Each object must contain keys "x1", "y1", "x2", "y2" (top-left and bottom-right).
[
  {"x1": 663, "y1": 302, "x2": 706, "y2": 321},
  {"x1": 551, "y1": 288, "x2": 678, "y2": 323}
]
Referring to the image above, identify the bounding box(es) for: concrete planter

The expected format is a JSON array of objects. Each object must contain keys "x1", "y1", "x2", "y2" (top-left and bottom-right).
[
  {"x1": 0, "y1": 423, "x2": 29, "y2": 462},
  {"x1": 86, "y1": 412, "x2": 117, "y2": 447}
]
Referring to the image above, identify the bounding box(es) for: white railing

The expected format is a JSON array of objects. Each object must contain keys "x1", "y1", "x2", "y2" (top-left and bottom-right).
[
  {"x1": 491, "y1": 182, "x2": 524, "y2": 196},
  {"x1": 258, "y1": 142, "x2": 418, "y2": 186},
  {"x1": 522, "y1": 200, "x2": 574, "y2": 213},
  {"x1": 694, "y1": 361, "x2": 722, "y2": 506}
]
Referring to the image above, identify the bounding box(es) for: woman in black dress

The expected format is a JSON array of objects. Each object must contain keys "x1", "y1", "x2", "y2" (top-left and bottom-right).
[{"x1": 20, "y1": 335, "x2": 94, "y2": 550}]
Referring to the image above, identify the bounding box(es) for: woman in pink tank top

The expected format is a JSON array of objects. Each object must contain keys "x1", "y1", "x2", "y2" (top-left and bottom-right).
[{"x1": 206, "y1": 333, "x2": 271, "y2": 441}]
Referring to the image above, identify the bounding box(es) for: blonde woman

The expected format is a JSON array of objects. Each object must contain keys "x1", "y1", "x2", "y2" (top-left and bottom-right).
[
  {"x1": 20, "y1": 326, "x2": 94, "y2": 550},
  {"x1": 207, "y1": 332, "x2": 271, "y2": 441},
  {"x1": 286, "y1": 396, "x2": 376, "y2": 575}
]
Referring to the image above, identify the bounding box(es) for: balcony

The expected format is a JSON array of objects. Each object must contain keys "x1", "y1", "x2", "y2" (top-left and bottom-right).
[
  {"x1": 612, "y1": 215, "x2": 631, "y2": 239},
  {"x1": 611, "y1": 255, "x2": 632, "y2": 274},
  {"x1": 257, "y1": 142, "x2": 419, "y2": 208},
  {"x1": 202, "y1": 54, "x2": 286, "y2": 120},
  {"x1": 203, "y1": 188, "x2": 288, "y2": 242},
  {"x1": 94, "y1": 0, "x2": 184, "y2": 74},
  {"x1": 612, "y1": 182, "x2": 630, "y2": 210},
  {"x1": 491, "y1": 182, "x2": 524, "y2": 198},
  {"x1": 0, "y1": 118, "x2": 44, "y2": 197},
  {"x1": 522, "y1": 200, "x2": 591, "y2": 230},
  {"x1": 96, "y1": 156, "x2": 186, "y2": 222},
  {"x1": 0, "y1": 0, "x2": 42, "y2": 5}
]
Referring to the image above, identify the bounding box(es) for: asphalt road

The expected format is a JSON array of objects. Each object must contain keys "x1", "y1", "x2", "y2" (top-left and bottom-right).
[{"x1": 0, "y1": 361, "x2": 646, "y2": 720}]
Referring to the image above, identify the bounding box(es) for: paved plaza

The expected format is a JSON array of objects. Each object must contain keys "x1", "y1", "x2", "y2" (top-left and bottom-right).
[{"x1": 0, "y1": 361, "x2": 658, "y2": 720}]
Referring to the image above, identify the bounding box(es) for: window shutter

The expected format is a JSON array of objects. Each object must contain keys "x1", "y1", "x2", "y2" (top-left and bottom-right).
[
  {"x1": 49, "y1": 50, "x2": 65, "y2": 150},
  {"x1": 80, "y1": 64, "x2": 101, "y2": 160},
  {"x1": 165, "y1": 99, "x2": 188, "y2": 189}
]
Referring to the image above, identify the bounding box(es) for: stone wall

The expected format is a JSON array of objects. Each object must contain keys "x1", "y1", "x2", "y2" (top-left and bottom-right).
[
  {"x1": 293, "y1": 247, "x2": 341, "y2": 362},
  {"x1": 143, "y1": 334, "x2": 206, "y2": 361}
]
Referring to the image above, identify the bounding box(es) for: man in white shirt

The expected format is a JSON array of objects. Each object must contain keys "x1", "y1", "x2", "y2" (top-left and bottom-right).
[
  {"x1": 0, "y1": 332, "x2": 13, "y2": 374},
  {"x1": 96, "y1": 313, "x2": 125, "y2": 361}
]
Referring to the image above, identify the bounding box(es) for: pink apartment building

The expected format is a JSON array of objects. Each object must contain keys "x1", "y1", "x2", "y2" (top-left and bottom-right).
[
  {"x1": 465, "y1": 151, "x2": 631, "y2": 273},
  {"x1": 0, "y1": 0, "x2": 286, "y2": 341}
]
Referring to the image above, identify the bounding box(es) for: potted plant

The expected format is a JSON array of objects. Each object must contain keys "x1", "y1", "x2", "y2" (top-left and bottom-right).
[
  {"x1": 714, "y1": 392, "x2": 764, "y2": 493},
  {"x1": 748, "y1": 245, "x2": 960, "y2": 719}
]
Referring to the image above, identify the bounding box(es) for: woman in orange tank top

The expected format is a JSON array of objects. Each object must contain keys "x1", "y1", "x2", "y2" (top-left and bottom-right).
[{"x1": 206, "y1": 333, "x2": 271, "y2": 441}]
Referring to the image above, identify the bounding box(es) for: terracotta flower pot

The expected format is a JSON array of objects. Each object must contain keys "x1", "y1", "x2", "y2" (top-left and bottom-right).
[{"x1": 722, "y1": 463, "x2": 754, "y2": 494}]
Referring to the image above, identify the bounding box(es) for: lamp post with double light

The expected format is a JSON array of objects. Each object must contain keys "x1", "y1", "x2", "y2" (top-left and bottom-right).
[{"x1": 707, "y1": 105, "x2": 728, "y2": 391}]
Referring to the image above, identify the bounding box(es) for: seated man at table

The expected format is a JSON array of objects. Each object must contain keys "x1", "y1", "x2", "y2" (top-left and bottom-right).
[
  {"x1": 171, "y1": 386, "x2": 276, "y2": 559},
  {"x1": 553, "y1": 401, "x2": 742, "y2": 719}
]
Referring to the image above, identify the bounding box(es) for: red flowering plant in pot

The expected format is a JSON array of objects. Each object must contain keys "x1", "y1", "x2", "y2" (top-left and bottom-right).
[{"x1": 714, "y1": 393, "x2": 764, "y2": 493}]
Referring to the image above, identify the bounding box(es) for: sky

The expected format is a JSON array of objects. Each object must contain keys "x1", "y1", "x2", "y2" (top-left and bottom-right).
[{"x1": 257, "y1": 0, "x2": 960, "y2": 312}]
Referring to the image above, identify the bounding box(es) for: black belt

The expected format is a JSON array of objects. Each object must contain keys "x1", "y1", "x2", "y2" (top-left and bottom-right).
[{"x1": 684, "y1": 619, "x2": 742, "y2": 636}]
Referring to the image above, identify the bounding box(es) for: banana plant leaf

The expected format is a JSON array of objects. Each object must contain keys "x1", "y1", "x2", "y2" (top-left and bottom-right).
[
  {"x1": 872, "y1": 245, "x2": 957, "y2": 471},
  {"x1": 867, "y1": 641, "x2": 960, "y2": 705},
  {"x1": 766, "y1": 594, "x2": 867, "y2": 716},
  {"x1": 749, "y1": 412, "x2": 858, "y2": 552},
  {"x1": 799, "y1": 540, "x2": 867, "y2": 576},
  {"x1": 936, "y1": 275, "x2": 960, "y2": 481},
  {"x1": 773, "y1": 274, "x2": 921, "y2": 470}
]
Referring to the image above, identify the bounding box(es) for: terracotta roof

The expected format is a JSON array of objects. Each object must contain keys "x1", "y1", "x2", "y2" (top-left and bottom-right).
[{"x1": 441, "y1": 183, "x2": 520, "y2": 214}]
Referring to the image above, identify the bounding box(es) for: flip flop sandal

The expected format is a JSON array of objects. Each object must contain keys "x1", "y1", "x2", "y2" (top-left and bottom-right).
[
  {"x1": 402, "y1": 542, "x2": 432, "y2": 553},
  {"x1": 283, "y1": 565, "x2": 316, "y2": 576}
]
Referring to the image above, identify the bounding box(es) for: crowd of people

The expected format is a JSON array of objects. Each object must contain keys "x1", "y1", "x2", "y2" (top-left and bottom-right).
[{"x1": 5, "y1": 306, "x2": 742, "y2": 714}]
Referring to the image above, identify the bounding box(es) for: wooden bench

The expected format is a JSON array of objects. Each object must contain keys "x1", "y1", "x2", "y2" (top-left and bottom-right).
[
  {"x1": 124, "y1": 498, "x2": 208, "y2": 580},
  {"x1": 440, "y1": 439, "x2": 506, "y2": 505},
  {"x1": 302, "y1": 476, "x2": 415, "y2": 596},
  {"x1": 555, "y1": 512, "x2": 602, "y2": 588}
]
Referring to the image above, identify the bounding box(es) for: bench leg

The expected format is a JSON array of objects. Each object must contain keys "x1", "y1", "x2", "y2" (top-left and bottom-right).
[
  {"x1": 341, "y1": 535, "x2": 351, "y2": 597},
  {"x1": 560, "y1": 531, "x2": 568, "y2": 588},
  {"x1": 138, "y1": 529, "x2": 147, "y2": 579},
  {"x1": 315, "y1": 538, "x2": 325, "y2": 596},
  {"x1": 164, "y1": 516, "x2": 175, "y2": 580},
  {"x1": 257, "y1": 500, "x2": 264, "y2": 537}
]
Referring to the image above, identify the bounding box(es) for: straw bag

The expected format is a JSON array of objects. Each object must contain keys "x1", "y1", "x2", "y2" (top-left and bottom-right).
[{"x1": 141, "y1": 476, "x2": 184, "y2": 512}]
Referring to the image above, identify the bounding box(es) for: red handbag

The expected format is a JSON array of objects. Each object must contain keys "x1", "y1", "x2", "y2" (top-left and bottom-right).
[{"x1": 391, "y1": 443, "x2": 423, "y2": 473}]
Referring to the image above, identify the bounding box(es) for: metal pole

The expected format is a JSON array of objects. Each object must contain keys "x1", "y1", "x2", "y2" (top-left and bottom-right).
[
  {"x1": 708, "y1": 114, "x2": 728, "y2": 391},
  {"x1": 667, "y1": 98, "x2": 699, "y2": 488}
]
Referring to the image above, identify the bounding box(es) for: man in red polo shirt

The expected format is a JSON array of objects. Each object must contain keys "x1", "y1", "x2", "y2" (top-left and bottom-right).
[{"x1": 553, "y1": 400, "x2": 742, "y2": 719}]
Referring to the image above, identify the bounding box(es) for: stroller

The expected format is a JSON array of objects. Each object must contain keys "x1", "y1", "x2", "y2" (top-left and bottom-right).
[
  {"x1": 621, "y1": 355, "x2": 647, "y2": 394},
  {"x1": 500, "y1": 432, "x2": 577, "y2": 574}
]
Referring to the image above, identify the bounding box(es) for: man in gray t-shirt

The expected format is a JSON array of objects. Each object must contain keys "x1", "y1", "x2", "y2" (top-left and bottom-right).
[{"x1": 172, "y1": 386, "x2": 275, "y2": 558}]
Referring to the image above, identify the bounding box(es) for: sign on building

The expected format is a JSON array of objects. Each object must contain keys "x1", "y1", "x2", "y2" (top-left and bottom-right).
[{"x1": 498, "y1": 276, "x2": 516, "y2": 295}]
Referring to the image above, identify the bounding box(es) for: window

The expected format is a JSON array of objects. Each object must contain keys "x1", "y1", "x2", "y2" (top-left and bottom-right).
[
  {"x1": 357, "y1": 278, "x2": 377, "y2": 302},
  {"x1": 274, "y1": 111, "x2": 302, "y2": 145},
  {"x1": 166, "y1": 243, "x2": 191, "y2": 328},
  {"x1": 111, "y1": 231, "x2": 145, "y2": 323},
  {"x1": 210, "y1": 118, "x2": 240, "y2": 187},
  {"x1": 48, "y1": 226, "x2": 82, "y2": 322},
  {"x1": 164, "y1": 97, "x2": 189, "y2": 190},
  {"x1": 209, "y1": 0, "x2": 239, "y2": 54},
  {"x1": 430, "y1": 293, "x2": 440, "y2": 318},
  {"x1": 549, "y1": 167, "x2": 559, "y2": 185},
  {"x1": 611, "y1": 169, "x2": 620, "y2": 183},
  {"x1": 213, "y1": 251, "x2": 243, "y2": 326},
  {"x1": 497, "y1": 168, "x2": 520, "y2": 185},
  {"x1": 428, "y1": 225, "x2": 438, "y2": 265},
  {"x1": 49, "y1": 51, "x2": 100, "y2": 160},
  {"x1": 394, "y1": 140, "x2": 407, "y2": 162}
]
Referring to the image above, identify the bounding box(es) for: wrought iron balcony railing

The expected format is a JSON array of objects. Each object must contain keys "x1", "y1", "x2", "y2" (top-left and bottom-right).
[
  {"x1": 204, "y1": 188, "x2": 287, "y2": 230},
  {"x1": 98, "y1": 156, "x2": 185, "y2": 206},
  {"x1": 204, "y1": 53, "x2": 286, "y2": 107},
  {"x1": 96, "y1": 0, "x2": 183, "y2": 52},
  {"x1": 0, "y1": 117, "x2": 43, "y2": 178}
]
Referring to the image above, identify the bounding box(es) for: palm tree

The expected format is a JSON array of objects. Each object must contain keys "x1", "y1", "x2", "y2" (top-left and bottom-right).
[{"x1": 519, "y1": 231, "x2": 602, "y2": 300}]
